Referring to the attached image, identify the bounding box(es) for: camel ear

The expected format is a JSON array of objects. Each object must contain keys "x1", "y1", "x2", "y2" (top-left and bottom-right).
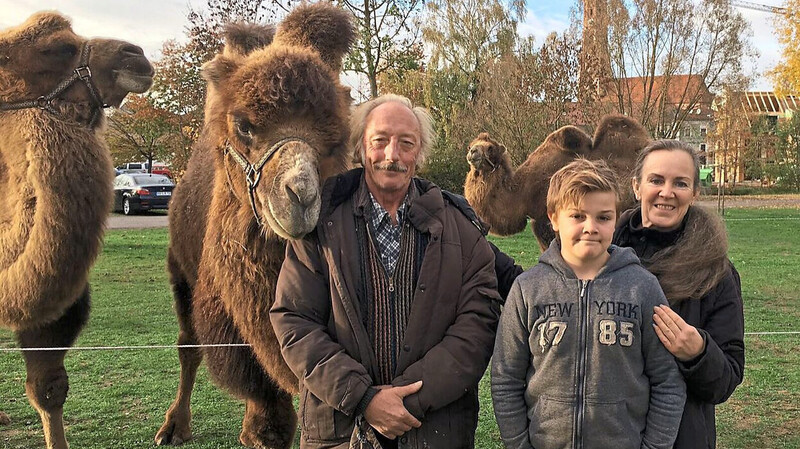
[
  {"x1": 274, "y1": 3, "x2": 355, "y2": 72},
  {"x1": 202, "y1": 55, "x2": 239, "y2": 88},
  {"x1": 223, "y1": 23, "x2": 276, "y2": 57}
]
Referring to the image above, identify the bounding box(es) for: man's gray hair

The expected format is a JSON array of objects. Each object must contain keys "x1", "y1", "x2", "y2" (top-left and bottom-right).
[{"x1": 350, "y1": 94, "x2": 436, "y2": 168}]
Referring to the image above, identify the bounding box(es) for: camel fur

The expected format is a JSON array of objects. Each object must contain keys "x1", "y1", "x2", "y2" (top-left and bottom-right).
[
  {"x1": 464, "y1": 114, "x2": 651, "y2": 250},
  {"x1": 155, "y1": 4, "x2": 354, "y2": 449},
  {"x1": 0, "y1": 11, "x2": 153, "y2": 449}
]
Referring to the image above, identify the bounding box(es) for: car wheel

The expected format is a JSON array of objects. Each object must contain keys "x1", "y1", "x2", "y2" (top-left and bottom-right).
[{"x1": 123, "y1": 198, "x2": 134, "y2": 215}]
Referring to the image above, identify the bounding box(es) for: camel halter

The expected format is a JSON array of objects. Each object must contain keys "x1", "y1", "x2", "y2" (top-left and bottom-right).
[
  {"x1": 0, "y1": 42, "x2": 108, "y2": 126},
  {"x1": 469, "y1": 145, "x2": 498, "y2": 173},
  {"x1": 224, "y1": 136, "x2": 309, "y2": 228}
]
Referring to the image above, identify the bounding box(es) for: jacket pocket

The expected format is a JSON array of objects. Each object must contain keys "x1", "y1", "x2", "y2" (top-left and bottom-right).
[
  {"x1": 583, "y1": 398, "x2": 641, "y2": 449},
  {"x1": 300, "y1": 383, "x2": 347, "y2": 443},
  {"x1": 528, "y1": 395, "x2": 573, "y2": 448}
]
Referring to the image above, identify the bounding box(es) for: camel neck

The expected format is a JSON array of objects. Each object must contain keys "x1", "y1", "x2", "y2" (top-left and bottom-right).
[{"x1": 0, "y1": 112, "x2": 112, "y2": 329}]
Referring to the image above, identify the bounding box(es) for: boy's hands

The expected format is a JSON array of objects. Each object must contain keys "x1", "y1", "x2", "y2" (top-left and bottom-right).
[
  {"x1": 364, "y1": 381, "x2": 423, "y2": 439},
  {"x1": 653, "y1": 304, "x2": 705, "y2": 361}
]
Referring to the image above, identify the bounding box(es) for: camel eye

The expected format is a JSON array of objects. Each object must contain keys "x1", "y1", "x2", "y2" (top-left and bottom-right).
[
  {"x1": 41, "y1": 43, "x2": 78, "y2": 59},
  {"x1": 235, "y1": 118, "x2": 255, "y2": 143}
]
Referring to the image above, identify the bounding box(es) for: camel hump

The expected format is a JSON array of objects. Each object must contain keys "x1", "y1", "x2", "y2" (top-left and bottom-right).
[
  {"x1": 0, "y1": 11, "x2": 70, "y2": 43},
  {"x1": 223, "y1": 23, "x2": 276, "y2": 57},
  {"x1": 592, "y1": 114, "x2": 651, "y2": 158},
  {"x1": 274, "y1": 3, "x2": 355, "y2": 72},
  {"x1": 546, "y1": 125, "x2": 592, "y2": 157}
]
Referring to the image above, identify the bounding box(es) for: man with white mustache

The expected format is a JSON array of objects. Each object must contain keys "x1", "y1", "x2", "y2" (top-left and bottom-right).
[{"x1": 272, "y1": 94, "x2": 503, "y2": 449}]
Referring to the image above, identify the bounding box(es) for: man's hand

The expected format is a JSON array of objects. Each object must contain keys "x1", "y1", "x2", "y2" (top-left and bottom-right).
[
  {"x1": 653, "y1": 304, "x2": 705, "y2": 361},
  {"x1": 364, "y1": 381, "x2": 423, "y2": 439}
]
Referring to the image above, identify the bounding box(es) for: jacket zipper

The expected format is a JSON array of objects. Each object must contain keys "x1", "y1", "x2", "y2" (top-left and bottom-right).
[{"x1": 573, "y1": 279, "x2": 589, "y2": 449}]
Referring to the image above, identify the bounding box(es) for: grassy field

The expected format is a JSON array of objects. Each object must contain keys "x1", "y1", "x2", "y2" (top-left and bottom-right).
[{"x1": 1, "y1": 208, "x2": 799, "y2": 448}]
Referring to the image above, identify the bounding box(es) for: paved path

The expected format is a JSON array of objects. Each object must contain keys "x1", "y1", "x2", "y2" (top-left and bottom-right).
[
  {"x1": 105, "y1": 195, "x2": 800, "y2": 230},
  {"x1": 696, "y1": 194, "x2": 800, "y2": 209},
  {"x1": 107, "y1": 213, "x2": 168, "y2": 229}
]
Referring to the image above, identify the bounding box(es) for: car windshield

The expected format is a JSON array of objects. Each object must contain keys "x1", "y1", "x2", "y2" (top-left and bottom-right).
[{"x1": 132, "y1": 174, "x2": 173, "y2": 185}]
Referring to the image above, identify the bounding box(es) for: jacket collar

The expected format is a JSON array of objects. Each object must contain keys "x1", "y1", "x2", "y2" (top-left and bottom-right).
[
  {"x1": 539, "y1": 238, "x2": 641, "y2": 280},
  {"x1": 320, "y1": 168, "x2": 444, "y2": 234}
]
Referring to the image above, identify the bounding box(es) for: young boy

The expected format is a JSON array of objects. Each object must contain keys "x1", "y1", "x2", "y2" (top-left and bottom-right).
[{"x1": 491, "y1": 158, "x2": 686, "y2": 449}]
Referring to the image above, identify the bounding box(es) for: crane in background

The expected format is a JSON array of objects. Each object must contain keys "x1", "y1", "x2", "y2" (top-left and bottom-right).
[{"x1": 730, "y1": 0, "x2": 787, "y2": 14}]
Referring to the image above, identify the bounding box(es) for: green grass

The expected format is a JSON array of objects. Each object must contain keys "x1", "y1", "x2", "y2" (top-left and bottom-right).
[{"x1": 2, "y1": 209, "x2": 800, "y2": 448}]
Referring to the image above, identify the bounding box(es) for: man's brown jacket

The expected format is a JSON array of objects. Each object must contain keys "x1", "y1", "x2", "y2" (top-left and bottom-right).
[{"x1": 272, "y1": 168, "x2": 501, "y2": 448}]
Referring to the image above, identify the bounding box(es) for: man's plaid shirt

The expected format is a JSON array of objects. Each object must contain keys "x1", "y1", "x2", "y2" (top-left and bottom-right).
[{"x1": 367, "y1": 187, "x2": 413, "y2": 275}]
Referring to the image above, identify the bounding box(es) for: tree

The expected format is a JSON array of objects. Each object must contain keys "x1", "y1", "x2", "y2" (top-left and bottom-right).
[
  {"x1": 106, "y1": 95, "x2": 175, "y2": 170},
  {"x1": 770, "y1": 0, "x2": 800, "y2": 95},
  {"x1": 149, "y1": 0, "x2": 294, "y2": 175},
  {"x1": 708, "y1": 84, "x2": 751, "y2": 190},
  {"x1": 589, "y1": 0, "x2": 756, "y2": 137},
  {"x1": 338, "y1": 0, "x2": 425, "y2": 99},
  {"x1": 771, "y1": 113, "x2": 800, "y2": 190},
  {"x1": 378, "y1": 29, "x2": 582, "y2": 193},
  {"x1": 422, "y1": 0, "x2": 524, "y2": 101},
  {"x1": 453, "y1": 34, "x2": 581, "y2": 165}
]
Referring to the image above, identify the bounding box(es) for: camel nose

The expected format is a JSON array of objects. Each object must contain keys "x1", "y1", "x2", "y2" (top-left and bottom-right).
[
  {"x1": 284, "y1": 182, "x2": 316, "y2": 208},
  {"x1": 121, "y1": 44, "x2": 145, "y2": 57},
  {"x1": 283, "y1": 172, "x2": 318, "y2": 209}
]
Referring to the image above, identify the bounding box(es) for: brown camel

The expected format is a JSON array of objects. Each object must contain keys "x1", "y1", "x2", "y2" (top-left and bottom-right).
[
  {"x1": 154, "y1": 4, "x2": 353, "y2": 449},
  {"x1": 464, "y1": 114, "x2": 651, "y2": 250},
  {"x1": 0, "y1": 12, "x2": 153, "y2": 449}
]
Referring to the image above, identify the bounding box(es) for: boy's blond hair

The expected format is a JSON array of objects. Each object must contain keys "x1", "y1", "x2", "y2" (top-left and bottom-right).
[{"x1": 546, "y1": 158, "x2": 621, "y2": 215}]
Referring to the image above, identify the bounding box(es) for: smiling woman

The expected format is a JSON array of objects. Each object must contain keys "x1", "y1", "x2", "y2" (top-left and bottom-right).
[{"x1": 613, "y1": 139, "x2": 745, "y2": 449}]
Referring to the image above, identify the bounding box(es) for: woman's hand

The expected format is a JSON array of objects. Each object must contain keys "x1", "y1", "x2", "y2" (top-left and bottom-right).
[{"x1": 653, "y1": 304, "x2": 705, "y2": 361}]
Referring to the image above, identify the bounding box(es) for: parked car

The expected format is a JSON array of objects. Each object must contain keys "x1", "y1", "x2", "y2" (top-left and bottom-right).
[
  {"x1": 116, "y1": 162, "x2": 147, "y2": 174},
  {"x1": 144, "y1": 161, "x2": 173, "y2": 178},
  {"x1": 113, "y1": 173, "x2": 175, "y2": 215}
]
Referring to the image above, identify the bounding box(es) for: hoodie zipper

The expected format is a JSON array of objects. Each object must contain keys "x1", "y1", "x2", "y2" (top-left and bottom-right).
[{"x1": 573, "y1": 279, "x2": 589, "y2": 449}]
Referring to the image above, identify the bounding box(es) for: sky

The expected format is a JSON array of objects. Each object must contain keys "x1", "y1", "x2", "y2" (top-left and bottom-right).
[{"x1": 0, "y1": 0, "x2": 785, "y2": 91}]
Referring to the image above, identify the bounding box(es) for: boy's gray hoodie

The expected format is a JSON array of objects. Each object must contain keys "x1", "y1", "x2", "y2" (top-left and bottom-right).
[{"x1": 492, "y1": 241, "x2": 686, "y2": 449}]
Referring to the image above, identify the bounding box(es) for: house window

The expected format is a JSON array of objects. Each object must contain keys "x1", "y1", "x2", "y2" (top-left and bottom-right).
[
  {"x1": 700, "y1": 144, "x2": 706, "y2": 152},
  {"x1": 699, "y1": 144, "x2": 707, "y2": 164},
  {"x1": 700, "y1": 127, "x2": 707, "y2": 137},
  {"x1": 682, "y1": 126, "x2": 692, "y2": 138}
]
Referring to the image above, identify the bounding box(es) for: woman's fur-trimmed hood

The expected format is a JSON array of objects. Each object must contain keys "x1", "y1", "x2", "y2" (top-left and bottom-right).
[{"x1": 618, "y1": 205, "x2": 730, "y2": 304}]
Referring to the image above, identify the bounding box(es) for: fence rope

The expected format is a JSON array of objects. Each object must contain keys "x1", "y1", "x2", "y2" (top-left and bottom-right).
[
  {"x1": 0, "y1": 343, "x2": 250, "y2": 353},
  {"x1": 1, "y1": 332, "x2": 799, "y2": 353},
  {"x1": 724, "y1": 217, "x2": 800, "y2": 221}
]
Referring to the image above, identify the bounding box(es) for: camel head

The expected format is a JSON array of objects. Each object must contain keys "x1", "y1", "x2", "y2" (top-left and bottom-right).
[
  {"x1": 0, "y1": 12, "x2": 154, "y2": 126},
  {"x1": 203, "y1": 3, "x2": 353, "y2": 239},
  {"x1": 467, "y1": 132, "x2": 509, "y2": 173}
]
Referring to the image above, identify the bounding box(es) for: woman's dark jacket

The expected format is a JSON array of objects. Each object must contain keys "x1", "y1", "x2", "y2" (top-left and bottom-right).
[{"x1": 613, "y1": 206, "x2": 745, "y2": 449}]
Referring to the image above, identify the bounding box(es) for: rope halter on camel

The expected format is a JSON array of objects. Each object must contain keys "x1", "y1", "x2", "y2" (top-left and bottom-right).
[
  {"x1": 224, "y1": 136, "x2": 310, "y2": 228},
  {"x1": 0, "y1": 42, "x2": 109, "y2": 126},
  {"x1": 468, "y1": 144, "x2": 498, "y2": 173}
]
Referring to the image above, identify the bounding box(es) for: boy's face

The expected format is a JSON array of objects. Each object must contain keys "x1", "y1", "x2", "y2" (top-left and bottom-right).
[{"x1": 548, "y1": 191, "x2": 617, "y2": 274}]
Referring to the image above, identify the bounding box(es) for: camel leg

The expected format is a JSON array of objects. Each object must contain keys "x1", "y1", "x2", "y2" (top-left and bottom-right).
[
  {"x1": 532, "y1": 218, "x2": 554, "y2": 252},
  {"x1": 239, "y1": 391, "x2": 297, "y2": 449},
  {"x1": 196, "y1": 295, "x2": 296, "y2": 449},
  {"x1": 155, "y1": 273, "x2": 202, "y2": 446},
  {"x1": 16, "y1": 287, "x2": 90, "y2": 449}
]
